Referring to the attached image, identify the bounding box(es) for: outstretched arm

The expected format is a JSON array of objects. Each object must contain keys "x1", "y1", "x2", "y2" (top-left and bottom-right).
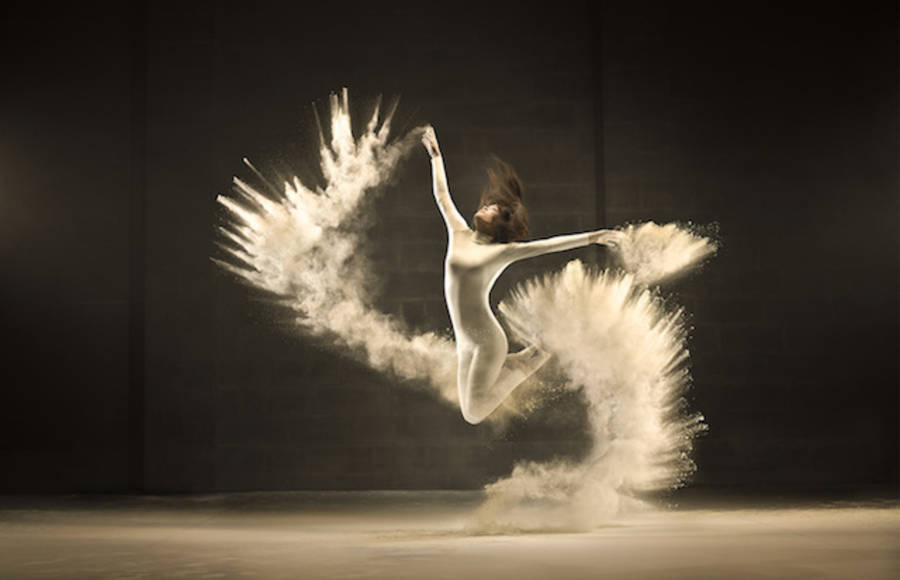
[
  {"x1": 504, "y1": 229, "x2": 624, "y2": 262},
  {"x1": 422, "y1": 126, "x2": 469, "y2": 232}
]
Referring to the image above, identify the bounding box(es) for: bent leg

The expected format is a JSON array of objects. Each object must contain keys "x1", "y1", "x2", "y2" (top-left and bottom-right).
[
  {"x1": 492, "y1": 345, "x2": 552, "y2": 402},
  {"x1": 505, "y1": 344, "x2": 551, "y2": 373},
  {"x1": 455, "y1": 345, "x2": 474, "y2": 408},
  {"x1": 461, "y1": 344, "x2": 551, "y2": 424}
]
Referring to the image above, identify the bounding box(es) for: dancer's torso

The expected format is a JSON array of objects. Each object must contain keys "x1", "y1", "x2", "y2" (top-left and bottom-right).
[{"x1": 444, "y1": 230, "x2": 511, "y2": 349}]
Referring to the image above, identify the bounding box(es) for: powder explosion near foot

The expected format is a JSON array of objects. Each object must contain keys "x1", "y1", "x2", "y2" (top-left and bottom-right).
[{"x1": 215, "y1": 89, "x2": 717, "y2": 531}]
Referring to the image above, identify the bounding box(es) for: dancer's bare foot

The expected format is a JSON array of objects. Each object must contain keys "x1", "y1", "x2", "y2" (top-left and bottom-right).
[{"x1": 504, "y1": 314, "x2": 546, "y2": 351}]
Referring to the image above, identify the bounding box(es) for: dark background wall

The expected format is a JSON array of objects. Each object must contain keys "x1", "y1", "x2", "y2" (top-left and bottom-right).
[{"x1": 2, "y1": 1, "x2": 896, "y2": 493}]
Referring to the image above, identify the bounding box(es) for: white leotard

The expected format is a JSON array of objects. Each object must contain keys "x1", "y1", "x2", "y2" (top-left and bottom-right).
[{"x1": 427, "y1": 148, "x2": 620, "y2": 424}]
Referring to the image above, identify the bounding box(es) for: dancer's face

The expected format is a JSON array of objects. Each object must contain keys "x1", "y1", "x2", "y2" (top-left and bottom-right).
[
  {"x1": 474, "y1": 203, "x2": 510, "y2": 225},
  {"x1": 474, "y1": 203, "x2": 517, "y2": 243}
]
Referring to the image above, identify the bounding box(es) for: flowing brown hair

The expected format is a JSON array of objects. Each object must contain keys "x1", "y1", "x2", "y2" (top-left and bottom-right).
[{"x1": 474, "y1": 155, "x2": 529, "y2": 243}]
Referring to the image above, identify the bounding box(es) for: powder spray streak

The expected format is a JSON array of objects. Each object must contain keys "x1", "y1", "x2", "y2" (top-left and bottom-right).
[
  {"x1": 215, "y1": 89, "x2": 459, "y2": 403},
  {"x1": 215, "y1": 89, "x2": 717, "y2": 531}
]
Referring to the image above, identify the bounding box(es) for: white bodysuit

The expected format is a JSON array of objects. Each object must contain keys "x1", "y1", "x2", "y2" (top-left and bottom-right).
[{"x1": 424, "y1": 128, "x2": 621, "y2": 424}]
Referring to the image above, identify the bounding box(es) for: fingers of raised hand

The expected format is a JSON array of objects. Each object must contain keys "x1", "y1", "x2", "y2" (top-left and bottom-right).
[{"x1": 421, "y1": 126, "x2": 440, "y2": 156}]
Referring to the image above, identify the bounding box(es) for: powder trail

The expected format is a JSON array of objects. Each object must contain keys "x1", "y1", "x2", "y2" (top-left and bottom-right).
[{"x1": 215, "y1": 89, "x2": 717, "y2": 530}]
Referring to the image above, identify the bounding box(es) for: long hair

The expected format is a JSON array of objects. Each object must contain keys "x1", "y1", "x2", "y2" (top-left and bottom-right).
[{"x1": 474, "y1": 155, "x2": 529, "y2": 243}]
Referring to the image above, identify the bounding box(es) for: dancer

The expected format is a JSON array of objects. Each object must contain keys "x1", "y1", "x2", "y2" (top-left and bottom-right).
[{"x1": 421, "y1": 126, "x2": 624, "y2": 424}]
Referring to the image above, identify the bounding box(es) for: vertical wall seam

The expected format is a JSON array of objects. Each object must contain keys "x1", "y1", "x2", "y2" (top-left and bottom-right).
[
  {"x1": 591, "y1": 1, "x2": 607, "y2": 230},
  {"x1": 128, "y1": 0, "x2": 148, "y2": 493}
]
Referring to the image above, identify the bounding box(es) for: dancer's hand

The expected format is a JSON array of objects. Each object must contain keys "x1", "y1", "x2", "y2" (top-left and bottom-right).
[
  {"x1": 590, "y1": 229, "x2": 625, "y2": 248},
  {"x1": 422, "y1": 125, "x2": 441, "y2": 158}
]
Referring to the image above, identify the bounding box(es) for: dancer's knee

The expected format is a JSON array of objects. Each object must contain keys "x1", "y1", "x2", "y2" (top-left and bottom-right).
[
  {"x1": 459, "y1": 387, "x2": 495, "y2": 424},
  {"x1": 460, "y1": 400, "x2": 490, "y2": 425}
]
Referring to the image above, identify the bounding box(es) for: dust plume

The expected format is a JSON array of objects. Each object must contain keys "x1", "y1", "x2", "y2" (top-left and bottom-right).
[
  {"x1": 215, "y1": 88, "x2": 458, "y2": 403},
  {"x1": 478, "y1": 261, "x2": 707, "y2": 532}
]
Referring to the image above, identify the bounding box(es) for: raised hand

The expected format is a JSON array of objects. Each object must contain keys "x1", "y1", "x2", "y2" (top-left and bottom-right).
[{"x1": 421, "y1": 125, "x2": 441, "y2": 158}]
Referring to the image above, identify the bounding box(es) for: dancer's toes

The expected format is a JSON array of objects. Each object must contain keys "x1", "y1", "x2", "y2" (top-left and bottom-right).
[{"x1": 505, "y1": 314, "x2": 538, "y2": 345}]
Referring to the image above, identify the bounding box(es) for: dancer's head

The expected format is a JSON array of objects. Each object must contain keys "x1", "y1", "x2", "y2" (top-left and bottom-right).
[{"x1": 473, "y1": 156, "x2": 529, "y2": 243}]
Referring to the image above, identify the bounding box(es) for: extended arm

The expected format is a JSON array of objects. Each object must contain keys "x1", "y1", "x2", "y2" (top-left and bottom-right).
[
  {"x1": 422, "y1": 126, "x2": 469, "y2": 232},
  {"x1": 504, "y1": 229, "x2": 624, "y2": 262}
]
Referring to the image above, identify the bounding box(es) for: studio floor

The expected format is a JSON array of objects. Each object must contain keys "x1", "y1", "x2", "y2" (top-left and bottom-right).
[{"x1": 0, "y1": 491, "x2": 897, "y2": 579}]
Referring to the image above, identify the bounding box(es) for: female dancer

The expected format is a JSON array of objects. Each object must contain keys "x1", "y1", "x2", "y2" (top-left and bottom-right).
[{"x1": 422, "y1": 126, "x2": 624, "y2": 424}]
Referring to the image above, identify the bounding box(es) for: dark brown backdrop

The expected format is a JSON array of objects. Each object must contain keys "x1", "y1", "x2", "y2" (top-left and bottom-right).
[{"x1": 2, "y1": 0, "x2": 896, "y2": 492}]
